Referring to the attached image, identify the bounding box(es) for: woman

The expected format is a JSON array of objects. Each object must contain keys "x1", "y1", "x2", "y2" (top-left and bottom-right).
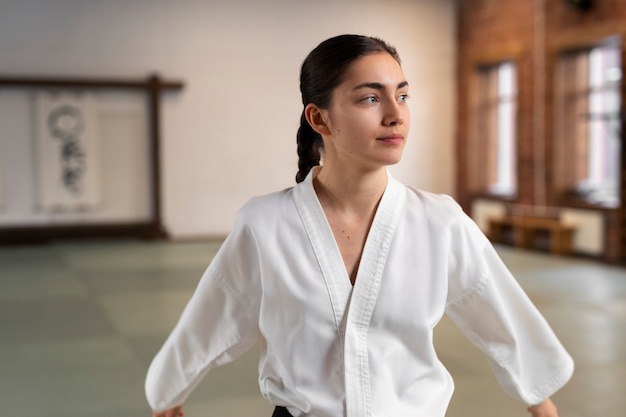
[{"x1": 146, "y1": 34, "x2": 573, "y2": 417}]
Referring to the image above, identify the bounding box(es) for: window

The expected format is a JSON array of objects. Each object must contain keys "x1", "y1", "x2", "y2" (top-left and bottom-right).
[
  {"x1": 555, "y1": 40, "x2": 622, "y2": 207},
  {"x1": 472, "y1": 61, "x2": 518, "y2": 196}
]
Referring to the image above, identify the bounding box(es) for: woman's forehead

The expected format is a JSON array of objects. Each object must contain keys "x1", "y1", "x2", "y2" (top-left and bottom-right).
[{"x1": 342, "y1": 52, "x2": 406, "y2": 88}]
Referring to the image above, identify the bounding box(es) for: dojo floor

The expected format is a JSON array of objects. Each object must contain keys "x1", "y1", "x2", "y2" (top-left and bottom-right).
[{"x1": 0, "y1": 240, "x2": 624, "y2": 417}]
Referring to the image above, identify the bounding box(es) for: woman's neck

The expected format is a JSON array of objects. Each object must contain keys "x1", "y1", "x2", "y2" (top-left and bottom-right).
[{"x1": 313, "y1": 165, "x2": 388, "y2": 215}]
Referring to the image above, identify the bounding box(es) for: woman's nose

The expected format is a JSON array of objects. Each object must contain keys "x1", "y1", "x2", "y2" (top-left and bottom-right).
[{"x1": 383, "y1": 102, "x2": 405, "y2": 126}]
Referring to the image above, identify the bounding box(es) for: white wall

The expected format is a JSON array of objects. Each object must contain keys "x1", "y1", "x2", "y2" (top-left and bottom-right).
[{"x1": 0, "y1": 0, "x2": 457, "y2": 237}]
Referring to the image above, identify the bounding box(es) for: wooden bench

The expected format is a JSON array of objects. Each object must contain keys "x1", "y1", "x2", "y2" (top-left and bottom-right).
[{"x1": 488, "y1": 215, "x2": 576, "y2": 255}]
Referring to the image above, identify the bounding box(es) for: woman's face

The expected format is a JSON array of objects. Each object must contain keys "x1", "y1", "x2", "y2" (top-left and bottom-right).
[{"x1": 319, "y1": 51, "x2": 410, "y2": 172}]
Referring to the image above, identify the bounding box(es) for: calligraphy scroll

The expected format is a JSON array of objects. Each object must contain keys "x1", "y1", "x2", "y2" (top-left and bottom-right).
[{"x1": 35, "y1": 93, "x2": 101, "y2": 211}]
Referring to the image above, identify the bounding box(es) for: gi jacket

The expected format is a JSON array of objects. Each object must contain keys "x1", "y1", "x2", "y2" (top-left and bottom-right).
[{"x1": 146, "y1": 170, "x2": 574, "y2": 417}]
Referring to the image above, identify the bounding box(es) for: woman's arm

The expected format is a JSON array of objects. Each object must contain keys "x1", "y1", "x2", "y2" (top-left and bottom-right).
[
  {"x1": 145, "y1": 214, "x2": 263, "y2": 411},
  {"x1": 152, "y1": 405, "x2": 183, "y2": 417},
  {"x1": 444, "y1": 207, "x2": 574, "y2": 406},
  {"x1": 528, "y1": 398, "x2": 559, "y2": 417}
]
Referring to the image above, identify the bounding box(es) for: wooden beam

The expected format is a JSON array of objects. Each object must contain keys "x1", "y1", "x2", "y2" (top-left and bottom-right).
[{"x1": 0, "y1": 75, "x2": 183, "y2": 90}]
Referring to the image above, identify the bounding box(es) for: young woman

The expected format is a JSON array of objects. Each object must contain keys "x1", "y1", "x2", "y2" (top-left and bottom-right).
[{"x1": 146, "y1": 34, "x2": 573, "y2": 417}]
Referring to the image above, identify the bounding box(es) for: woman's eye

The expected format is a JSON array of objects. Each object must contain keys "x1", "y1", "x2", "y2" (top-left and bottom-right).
[{"x1": 362, "y1": 96, "x2": 377, "y2": 104}]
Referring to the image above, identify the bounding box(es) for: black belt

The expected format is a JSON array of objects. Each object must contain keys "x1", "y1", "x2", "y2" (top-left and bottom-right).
[{"x1": 272, "y1": 406, "x2": 294, "y2": 417}]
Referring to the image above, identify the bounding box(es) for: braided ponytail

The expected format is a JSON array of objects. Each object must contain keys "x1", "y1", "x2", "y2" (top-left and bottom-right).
[{"x1": 295, "y1": 112, "x2": 323, "y2": 183}]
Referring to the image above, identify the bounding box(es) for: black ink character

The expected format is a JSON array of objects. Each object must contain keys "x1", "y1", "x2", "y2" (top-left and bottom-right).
[{"x1": 48, "y1": 104, "x2": 87, "y2": 195}]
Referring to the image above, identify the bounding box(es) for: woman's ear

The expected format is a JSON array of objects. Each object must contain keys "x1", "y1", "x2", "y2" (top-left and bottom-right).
[{"x1": 304, "y1": 103, "x2": 331, "y2": 136}]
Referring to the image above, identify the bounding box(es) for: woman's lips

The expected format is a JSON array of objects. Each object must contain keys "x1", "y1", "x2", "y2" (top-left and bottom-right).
[{"x1": 377, "y1": 134, "x2": 404, "y2": 145}]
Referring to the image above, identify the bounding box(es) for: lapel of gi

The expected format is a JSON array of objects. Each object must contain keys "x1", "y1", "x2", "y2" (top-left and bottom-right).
[
  {"x1": 343, "y1": 174, "x2": 405, "y2": 417},
  {"x1": 293, "y1": 169, "x2": 406, "y2": 417},
  {"x1": 293, "y1": 170, "x2": 353, "y2": 338}
]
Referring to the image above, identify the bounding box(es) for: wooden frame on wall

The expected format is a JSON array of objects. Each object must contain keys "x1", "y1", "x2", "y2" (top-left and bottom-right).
[{"x1": 0, "y1": 74, "x2": 183, "y2": 244}]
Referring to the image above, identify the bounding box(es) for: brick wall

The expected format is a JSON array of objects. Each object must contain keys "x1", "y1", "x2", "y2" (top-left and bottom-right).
[
  {"x1": 457, "y1": 0, "x2": 626, "y2": 261},
  {"x1": 457, "y1": 0, "x2": 536, "y2": 209}
]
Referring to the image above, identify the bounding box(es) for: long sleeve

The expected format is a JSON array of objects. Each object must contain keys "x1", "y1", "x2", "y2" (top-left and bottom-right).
[
  {"x1": 444, "y1": 206, "x2": 574, "y2": 406},
  {"x1": 145, "y1": 212, "x2": 263, "y2": 411}
]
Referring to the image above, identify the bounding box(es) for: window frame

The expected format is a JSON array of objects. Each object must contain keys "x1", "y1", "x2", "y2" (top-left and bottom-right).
[
  {"x1": 469, "y1": 60, "x2": 519, "y2": 200},
  {"x1": 553, "y1": 39, "x2": 622, "y2": 209}
]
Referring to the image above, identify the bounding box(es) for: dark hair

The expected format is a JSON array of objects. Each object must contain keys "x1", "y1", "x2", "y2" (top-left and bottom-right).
[{"x1": 295, "y1": 34, "x2": 401, "y2": 183}]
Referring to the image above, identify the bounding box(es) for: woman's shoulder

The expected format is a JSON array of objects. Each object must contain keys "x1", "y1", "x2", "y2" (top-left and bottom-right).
[
  {"x1": 398, "y1": 184, "x2": 480, "y2": 233},
  {"x1": 235, "y1": 186, "x2": 297, "y2": 224},
  {"x1": 403, "y1": 185, "x2": 462, "y2": 214}
]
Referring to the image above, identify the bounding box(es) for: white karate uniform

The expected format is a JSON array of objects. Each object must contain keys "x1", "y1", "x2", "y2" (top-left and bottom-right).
[{"x1": 145, "y1": 169, "x2": 574, "y2": 417}]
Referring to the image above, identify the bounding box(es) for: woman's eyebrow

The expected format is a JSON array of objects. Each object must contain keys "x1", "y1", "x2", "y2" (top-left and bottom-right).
[{"x1": 353, "y1": 81, "x2": 409, "y2": 91}]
